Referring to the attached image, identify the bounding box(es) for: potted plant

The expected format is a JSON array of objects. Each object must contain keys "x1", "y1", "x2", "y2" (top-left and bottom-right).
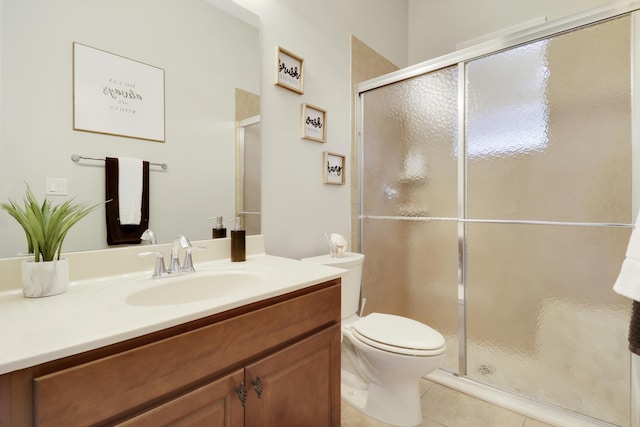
[{"x1": 2, "y1": 185, "x2": 104, "y2": 297}]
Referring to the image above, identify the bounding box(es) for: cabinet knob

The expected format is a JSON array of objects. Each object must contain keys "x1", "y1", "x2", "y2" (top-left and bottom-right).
[
  {"x1": 236, "y1": 382, "x2": 247, "y2": 407},
  {"x1": 252, "y1": 376, "x2": 264, "y2": 399}
]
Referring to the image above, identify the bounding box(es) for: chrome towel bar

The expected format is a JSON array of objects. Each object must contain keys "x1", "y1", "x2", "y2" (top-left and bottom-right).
[{"x1": 71, "y1": 154, "x2": 168, "y2": 170}]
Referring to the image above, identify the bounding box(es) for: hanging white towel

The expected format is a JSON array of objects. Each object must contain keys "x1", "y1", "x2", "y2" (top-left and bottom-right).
[
  {"x1": 613, "y1": 215, "x2": 640, "y2": 301},
  {"x1": 118, "y1": 157, "x2": 143, "y2": 225}
]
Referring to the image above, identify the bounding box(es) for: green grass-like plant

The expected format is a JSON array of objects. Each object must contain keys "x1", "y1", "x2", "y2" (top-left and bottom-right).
[{"x1": 2, "y1": 185, "x2": 104, "y2": 262}]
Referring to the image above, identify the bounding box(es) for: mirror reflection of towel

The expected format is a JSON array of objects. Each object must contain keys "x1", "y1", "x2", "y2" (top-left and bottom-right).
[
  {"x1": 118, "y1": 157, "x2": 143, "y2": 225},
  {"x1": 631, "y1": 301, "x2": 640, "y2": 356},
  {"x1": 614, "y1": 214, "x2": 640, "y2": 301},
  {"x1": 105, "y1": 157, "x2": 150, "y2": 245}
]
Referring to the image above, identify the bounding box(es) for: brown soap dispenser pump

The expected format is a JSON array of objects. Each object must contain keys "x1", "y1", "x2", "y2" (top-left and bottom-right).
[
  {"x1": 209, "y1": 216, "x2": 227, "y2": 239},
  {"x1": 230, "y1": 217, "x2": 246, "y2": 262}
]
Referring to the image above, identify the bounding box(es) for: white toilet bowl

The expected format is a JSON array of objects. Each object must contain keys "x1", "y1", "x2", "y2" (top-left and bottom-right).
[
  {"x1": 301, "y1": 252, "x2": 446, "y2": 427},
  {"x1": 341, "y1": 313, "x2": 445, "y2": 426}
]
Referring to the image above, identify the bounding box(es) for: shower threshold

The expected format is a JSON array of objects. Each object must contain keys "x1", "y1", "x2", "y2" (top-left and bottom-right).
[{"x1": 427, "y1": 369, "x2": 619, "y2": 427}]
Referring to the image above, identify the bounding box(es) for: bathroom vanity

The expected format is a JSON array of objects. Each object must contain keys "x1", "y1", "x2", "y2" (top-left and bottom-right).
[{"x1": 0, "y1": 236, "x2": 343, "y2": 426}]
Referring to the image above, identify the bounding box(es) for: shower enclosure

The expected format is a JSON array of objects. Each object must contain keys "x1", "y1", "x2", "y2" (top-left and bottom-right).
[
  {"x1": 357, "y1": 6, "x2": 637, "y2": 426},
  {"x1": 236, "y1": 115, "x2": 261, "y2": 235}
]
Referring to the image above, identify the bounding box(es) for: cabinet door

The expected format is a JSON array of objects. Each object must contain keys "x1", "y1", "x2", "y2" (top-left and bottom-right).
[
  {"x1": 117, "y1": 369, "x2": 244, "y2": 427},
  {"x1": 244, "y1": 324, "x2": 341, "y2": 427}
]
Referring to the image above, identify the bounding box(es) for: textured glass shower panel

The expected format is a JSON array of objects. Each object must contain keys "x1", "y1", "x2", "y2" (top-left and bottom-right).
[
  {"x1": 465, "y1": 222, "x2": 631, "y2": 425},
  {"x1": 466, "y1": 16, "x2": 631, "y2": 224},
  {"x1": 361, "y1": 66, "x2": 458, "y2": 219},
  {"x1": 361, "y1": 217, "x2": 459, "y2": 373}
]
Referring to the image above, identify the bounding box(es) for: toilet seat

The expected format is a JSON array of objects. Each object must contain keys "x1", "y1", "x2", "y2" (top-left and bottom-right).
[{"x1": 352, "y1": 313, "x2": 446, "y2": 356}]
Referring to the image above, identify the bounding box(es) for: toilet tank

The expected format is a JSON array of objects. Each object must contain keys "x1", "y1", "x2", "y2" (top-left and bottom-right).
[{"x1": 301, "y1": 252, "x2": 364, "y2": 320}]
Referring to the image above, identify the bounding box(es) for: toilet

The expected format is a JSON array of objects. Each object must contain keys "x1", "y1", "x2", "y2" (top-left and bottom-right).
[{"x1": 301, "y1": 252, "x2": 446, "y2": 427}]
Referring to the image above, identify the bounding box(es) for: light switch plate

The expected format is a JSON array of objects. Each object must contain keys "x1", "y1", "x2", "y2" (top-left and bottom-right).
[{"x1": 46, "y1": 178, "x2": 68, "y2": 196}]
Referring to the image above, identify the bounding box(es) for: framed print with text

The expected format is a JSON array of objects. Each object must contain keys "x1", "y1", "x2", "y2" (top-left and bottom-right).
[
  {"x1": 301, "y1": 103, "x2": 326, "y2": 142},
  {"x1": 275, "y1": 46, "x2": 304, "y2": 94},
  {"x1": 323, "y1": 151, "x2": 345, "y2": 185},
  {"x1": 73, "y1": 42, "x2": 165, "y2": 142}
]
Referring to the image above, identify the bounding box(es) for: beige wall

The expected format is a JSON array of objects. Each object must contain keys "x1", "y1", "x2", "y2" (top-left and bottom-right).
[{"x1": 235, "y1": 88, "x2": 260, "y2": 122}]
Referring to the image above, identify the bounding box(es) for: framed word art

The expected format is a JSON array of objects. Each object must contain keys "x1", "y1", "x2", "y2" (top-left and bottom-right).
[
  {"x1": 275, "y1": 46, "x2": 304, "y2": 94},
  {"x1": 301, "y1": 103, "x2": 326, "y2": 142},
  {"x1": 73, "y1": 42, "x2": 165, "y2": 142},
  {"x1": 323, "y1": 152, "x2": 345, "y2": 185}
]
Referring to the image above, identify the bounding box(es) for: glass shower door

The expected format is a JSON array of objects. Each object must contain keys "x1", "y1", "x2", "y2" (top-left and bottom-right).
[
  {"x1": 360, "y1": 66, "x2": 460, "y2": 373},
  {"x1": 464, "y1": 16, "x2": 631, "y2": 424},
  {"x1": 358, "y1": 12, "x2": 634, "y2": 426}
]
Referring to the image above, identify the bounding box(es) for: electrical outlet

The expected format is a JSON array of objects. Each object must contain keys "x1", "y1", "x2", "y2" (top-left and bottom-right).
[{"x1": 46, "y1": 178, "x2": 68, "y2": 196}]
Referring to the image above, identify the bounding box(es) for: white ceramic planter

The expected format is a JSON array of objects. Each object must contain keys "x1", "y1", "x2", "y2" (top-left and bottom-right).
[{"x1": 21, "y1": 258, "x2": 69, "y2": 298}]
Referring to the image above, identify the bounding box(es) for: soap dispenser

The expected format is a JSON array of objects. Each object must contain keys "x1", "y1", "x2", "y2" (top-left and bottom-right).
[
  {"x1": 230, "y1": 217, "x2": 246, "y2": 262},
  {"x1": 208, "y1": 216, "x2": 227, "y2": 239}
]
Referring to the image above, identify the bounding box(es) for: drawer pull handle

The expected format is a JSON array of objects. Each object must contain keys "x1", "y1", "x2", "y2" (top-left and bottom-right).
[
  {"x1": 252, "y1": 376, "x2": 264, "y2": 398},
  {"x1": 236, "y1": 382, "x2": 247, "y2": 407}
]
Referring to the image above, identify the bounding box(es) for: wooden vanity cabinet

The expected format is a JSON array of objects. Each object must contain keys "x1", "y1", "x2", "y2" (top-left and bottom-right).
[
  {"x1": 118, "y1": 368, "x2": 245, "y2": 427},
  {"x1": 244, "y1": 325, "x2": 339, "y2": 427},
  {"x1": 0, "y1": 279, "x2": 341, "y2": 427},
  {"x1": 120, "y1": 325, "x2": 340, "y2": 427}
]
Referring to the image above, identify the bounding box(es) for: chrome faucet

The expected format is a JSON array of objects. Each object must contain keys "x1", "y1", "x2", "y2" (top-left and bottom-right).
[
  {"x1": 169, "y1": 234, "x2": 192, "y2": 274},
  {"x1": 181, "y1": 246, "x2": 197, "y2": 273},
  {"x1": 140, "y1": 229, "x2": 157, "y2": 245},
  {"x1": 140, "y1": 235, "x2": 203, "y2": 279}
]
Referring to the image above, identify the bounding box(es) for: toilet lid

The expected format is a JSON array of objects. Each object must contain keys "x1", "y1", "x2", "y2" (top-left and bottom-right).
[{"x1": 352, "y1": 313, "x2": 446, "y2": 356}]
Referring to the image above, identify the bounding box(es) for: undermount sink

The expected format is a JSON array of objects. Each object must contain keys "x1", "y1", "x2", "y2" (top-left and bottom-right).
[{"x1": 126, "y1": 270, "x2": 263, "y2": 306}]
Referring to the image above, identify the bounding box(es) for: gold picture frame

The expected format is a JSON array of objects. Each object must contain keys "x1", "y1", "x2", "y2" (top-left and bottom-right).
[
  {"x1": 323, "y1": 152, "x2": 345, "y2": 185},
  {"x1": 301, "y1": 103, "x2": 326, "y2": 142},
  {"x1": 275, "y1": 46, "x2": 304, "y2": 94}
]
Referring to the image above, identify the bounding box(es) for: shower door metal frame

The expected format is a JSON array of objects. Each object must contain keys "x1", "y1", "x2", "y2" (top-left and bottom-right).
[
  {"x1": 456, "y1": 62, "x2": 468, "y2": 376},
  {"x1": 357, "y1": 1, "x2": 640, "y2": 94},
  {"x1": 356, "y1": 2, "x2": 640, "y2": 425}
]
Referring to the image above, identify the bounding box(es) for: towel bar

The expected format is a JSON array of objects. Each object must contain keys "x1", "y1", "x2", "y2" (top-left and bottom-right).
[{"x1": 71, "y1": 154, "x2": 168, "y2": 170}]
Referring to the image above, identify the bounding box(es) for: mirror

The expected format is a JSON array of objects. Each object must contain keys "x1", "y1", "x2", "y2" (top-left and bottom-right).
[{"x1": 0, "y1": 0, "x2": 260, "y2": 258}]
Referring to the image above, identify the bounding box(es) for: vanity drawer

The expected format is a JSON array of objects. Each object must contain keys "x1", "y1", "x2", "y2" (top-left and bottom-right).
[{"x1": 33, "y1": 282, "x2": 340, "y2": 427}]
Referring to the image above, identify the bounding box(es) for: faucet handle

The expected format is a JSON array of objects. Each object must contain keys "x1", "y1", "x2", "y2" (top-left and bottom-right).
[
  {"x1": 168, "y1": 235, "x2": 194, "y2": 274},
  {"x1": 139, "y1": 251, "x2": 167, "y2": 278},
  {"x1": 181, "y1": 246, "x2": 205, "y2": 273}
]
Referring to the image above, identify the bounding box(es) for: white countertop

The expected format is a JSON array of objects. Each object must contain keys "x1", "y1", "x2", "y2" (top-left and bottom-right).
[{"x1": 0, "y1": 238, "x2": 344, "y2": 375}]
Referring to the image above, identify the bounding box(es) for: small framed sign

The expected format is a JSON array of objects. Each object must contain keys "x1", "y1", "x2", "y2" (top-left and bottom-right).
[
  {"x1": 73, "y1": 42, "x2": 165, "y2": 142},
  {"x1": 275, "y1": 46, "x2": 304, "y2": 94},
  {"x1": 323, "y1": 152, "x2": 345, "y2": 185},
  {"x1": 301, "y1": 103, "x2": 326, "y2": 142}
]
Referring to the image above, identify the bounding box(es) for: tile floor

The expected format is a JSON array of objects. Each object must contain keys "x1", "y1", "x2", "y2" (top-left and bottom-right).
[{"x1": 340, "y1": 379, "x2": 555, "y2": 427}]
